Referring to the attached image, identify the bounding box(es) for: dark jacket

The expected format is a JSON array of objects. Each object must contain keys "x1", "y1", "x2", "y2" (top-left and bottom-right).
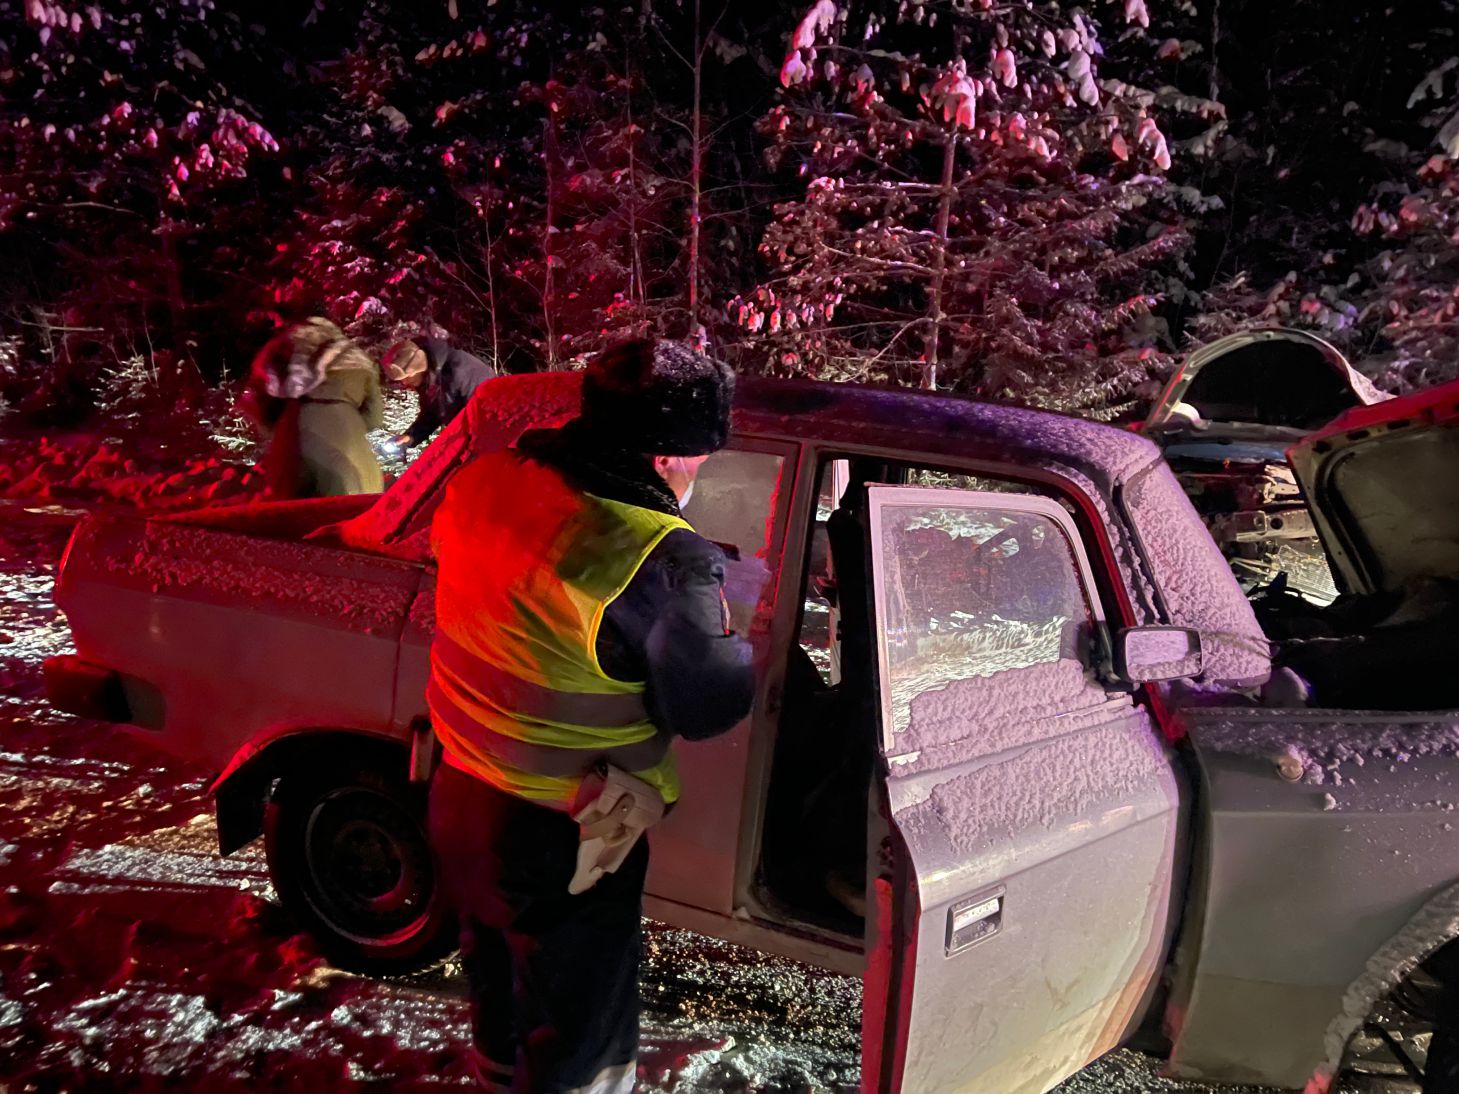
[
  {"x1": 404, "y1": 338, "x2": 496, "y2": 445},
  {"x1": 517, "y1": 421, "x2": 756, "y2": 741}
]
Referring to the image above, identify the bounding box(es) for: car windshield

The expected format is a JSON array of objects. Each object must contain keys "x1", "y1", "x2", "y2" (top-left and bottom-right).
[{"x1": 331, "y1": 372, "x2": 579, "y2": 557}]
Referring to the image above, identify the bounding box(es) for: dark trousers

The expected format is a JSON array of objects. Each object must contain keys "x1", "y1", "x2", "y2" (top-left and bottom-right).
[{"x1": 427, "y1": 762, "x2": 648, "y2": 1093}]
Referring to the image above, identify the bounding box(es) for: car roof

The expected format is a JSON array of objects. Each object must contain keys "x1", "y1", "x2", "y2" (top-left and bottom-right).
[
  {"x1": 427, "y1": 369, "x2": 1164, "y2": 495},
  {"x1": 733, "y1": 375, "x2": 1161, "y2": 483}
]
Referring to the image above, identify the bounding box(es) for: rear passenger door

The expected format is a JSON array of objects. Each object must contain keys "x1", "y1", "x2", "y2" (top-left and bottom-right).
[{"x1": 859, "y1": 488, "x2": 1184, "y2": 1094}]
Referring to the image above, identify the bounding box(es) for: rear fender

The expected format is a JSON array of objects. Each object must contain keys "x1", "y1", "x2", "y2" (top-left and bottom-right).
[
  {"x1": 1306, "y1": 880, "x2": 1459, "y2": 1094},
  {"x1": 211, "y1": 728, "x2": 410, "y2": 855}
]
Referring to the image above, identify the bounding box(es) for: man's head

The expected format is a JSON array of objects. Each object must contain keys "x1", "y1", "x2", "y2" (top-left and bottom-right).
[
  {"x1": 652, "y1": 454, "x2": 710, "y2": 506},
  {"x1": 383, "y1": 340, "x2": 429, "y2": 388},
  {"x1": 579, "y1": 338, "x2": 735, "y2": 501}
]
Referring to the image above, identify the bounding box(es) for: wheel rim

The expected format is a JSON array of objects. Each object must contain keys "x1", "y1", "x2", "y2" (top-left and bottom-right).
[{"x1": 301, "y1": 785, "x2": 437, "y2": 949}]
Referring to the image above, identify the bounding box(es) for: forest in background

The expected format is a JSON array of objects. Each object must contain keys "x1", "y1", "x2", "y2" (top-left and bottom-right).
[{"x1": 0, "y1": 0, "x2": 1455, "y2": 429}]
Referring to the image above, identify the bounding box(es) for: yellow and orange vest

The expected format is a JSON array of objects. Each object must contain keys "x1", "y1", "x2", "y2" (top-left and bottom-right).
[{"x1": 428, "y1": 448, "x2": 689, "y2": 808}]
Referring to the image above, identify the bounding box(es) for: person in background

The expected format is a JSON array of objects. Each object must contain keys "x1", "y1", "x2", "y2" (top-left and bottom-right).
[
  {"x1": 381, "y1": 336, "x2": 496, "y2": 450},
  {"x1": 238, "y1": 317, "x2": 384, "y2": 499},
  {"x1": 426, "y1": 337, "x2": 754, "y2": 1093}
]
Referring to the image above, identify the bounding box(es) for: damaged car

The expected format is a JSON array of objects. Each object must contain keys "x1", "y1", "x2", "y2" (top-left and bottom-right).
[
  {"x1": 44, "y1": 368, "x2": 1459, "y2": 1093},
  {"x1": 1141, "y1": 327, "x2": 1388, "y2": 603}
]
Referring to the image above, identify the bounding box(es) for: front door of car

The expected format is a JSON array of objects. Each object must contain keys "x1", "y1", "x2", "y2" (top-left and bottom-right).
[{"x1": 859, "y1": 487, "x2": 1184, "y2": 1094}]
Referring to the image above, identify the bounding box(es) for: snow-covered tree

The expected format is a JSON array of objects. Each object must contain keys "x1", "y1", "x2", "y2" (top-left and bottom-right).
[
  {"x1": 731, "y1": 0, "x2": 1221, "y2": 416},
  {"x1": 0, "y1": 0, "x2": 287, "y2": 403},
  {"x1": 1193, "y1": 1, "x2": 1459, "y2": 393}
]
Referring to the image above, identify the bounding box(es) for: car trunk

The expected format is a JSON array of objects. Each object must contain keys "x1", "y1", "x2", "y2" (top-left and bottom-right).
[
  {"x1": 1142, "y1": 329, "x2": 1388, "y2": 603},
  {"x1": 1252, "y1": 378, "x2": 1459, "y2": 710},
  {"x1": 161, "y1": 494, "x2": 379, "y2": 545}
]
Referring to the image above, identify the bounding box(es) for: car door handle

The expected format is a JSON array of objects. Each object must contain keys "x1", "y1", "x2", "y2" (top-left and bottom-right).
[{"x1": 946, "y1": 889, "x2": 1004, "y2": 956}]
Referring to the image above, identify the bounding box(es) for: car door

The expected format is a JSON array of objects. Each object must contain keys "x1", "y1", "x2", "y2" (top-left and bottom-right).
[{"x1": 859, "y1": 487, "x2": 1185, "y2": 1094}]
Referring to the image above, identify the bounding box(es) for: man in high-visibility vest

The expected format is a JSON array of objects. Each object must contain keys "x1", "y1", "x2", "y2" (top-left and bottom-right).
[{"x1": 426, "y1": 337, "x2": 755, "y2": 1093}]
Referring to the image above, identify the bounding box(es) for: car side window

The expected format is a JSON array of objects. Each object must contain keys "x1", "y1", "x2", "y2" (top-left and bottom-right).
[
  {"x1": 872, "y1": 495, "x2": 1099, "y2": 736},
  {"x1": 679, "y1": 448, "x2": 787, "y2": 634}
]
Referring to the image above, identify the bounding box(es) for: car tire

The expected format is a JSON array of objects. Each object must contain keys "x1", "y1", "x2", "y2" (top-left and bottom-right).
[
  {"x1": 1425, "y1": 981, "x2": 1459, "y2": 1093},
  {"x1": 264, "y1": 761, "x2": 456, "y2": 977}
]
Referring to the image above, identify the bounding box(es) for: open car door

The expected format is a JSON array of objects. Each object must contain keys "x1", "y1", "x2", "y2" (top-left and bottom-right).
[{"x1": 859, "y1": 487, "x2": 1185, "y2": 1094}]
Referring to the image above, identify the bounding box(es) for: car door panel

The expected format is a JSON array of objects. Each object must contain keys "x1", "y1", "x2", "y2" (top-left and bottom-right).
[{"x1": 860, "y1": 488, "x2": 1183, "y2": 1094}]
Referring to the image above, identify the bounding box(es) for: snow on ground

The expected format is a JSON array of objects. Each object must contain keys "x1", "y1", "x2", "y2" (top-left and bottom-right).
[{"x1": 0, "y1": 497, "x2": 1425, "y2": 1091}]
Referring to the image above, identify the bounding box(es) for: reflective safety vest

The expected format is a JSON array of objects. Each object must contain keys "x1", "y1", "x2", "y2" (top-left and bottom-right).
[{"x1": 427, "y1": 448, "x2": 690, "y2": 808}]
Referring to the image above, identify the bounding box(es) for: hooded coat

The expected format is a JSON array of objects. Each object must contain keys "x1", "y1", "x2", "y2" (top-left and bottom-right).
[
  {"x1": 402, "y1": 338, "x2": 496, "y2": 446},
  {"x1": 242, "y1": 319, "x2": 385, "y2": 498}
]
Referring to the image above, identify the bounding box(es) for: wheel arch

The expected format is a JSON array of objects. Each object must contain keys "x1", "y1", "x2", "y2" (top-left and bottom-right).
[
  {"x1": 211, "y1": 727, "x2": 411, "y2": 856},
  {"x1": 1308, "y1": 879, "x2": 1459, "y2": 1093}
]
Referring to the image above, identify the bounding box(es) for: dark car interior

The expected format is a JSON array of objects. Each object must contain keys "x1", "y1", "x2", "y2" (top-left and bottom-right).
[{"x1": 758, "y1": 458, "x2": 889, "y2": 937}]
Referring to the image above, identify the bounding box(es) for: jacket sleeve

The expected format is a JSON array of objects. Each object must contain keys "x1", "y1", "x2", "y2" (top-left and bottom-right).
[
  {"x1": 405, "y1": 386, "x2": 443, "y2": 445},
  {"x1": 600, "y1": 530, "x2": 756, "y2": 742},
  {"x1": 645, "y1": 533, "x2": 756, "y2": 740}
]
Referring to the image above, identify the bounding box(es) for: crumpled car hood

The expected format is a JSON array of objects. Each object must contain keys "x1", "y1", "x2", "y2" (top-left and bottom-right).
[
  {"x1": 1289, "y1": 377, "x2": 1459, "y2": 596},
  {"x1": 1141, "y1": 329, "x2": 1389, "y2": 603},
  {"x1": 1144, "y1": 328, "x2": 1387, "y2": 439}
]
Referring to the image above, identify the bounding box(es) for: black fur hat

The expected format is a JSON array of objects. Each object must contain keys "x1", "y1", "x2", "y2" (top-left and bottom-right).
[{"x1": 580, "y1": 338, "x2": 735, "y2": 455}]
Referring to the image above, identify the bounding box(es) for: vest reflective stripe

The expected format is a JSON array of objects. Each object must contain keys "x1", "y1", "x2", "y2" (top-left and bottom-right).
[
  {"x1": 428, "y1": 449, "x2": 689, "y2": 806},
  {"x1": 432, "y1": 631, "x2": 649, "y2": 729},
  {"x1": 426, "y1": 677, "x2": 671, "y2": 778}
]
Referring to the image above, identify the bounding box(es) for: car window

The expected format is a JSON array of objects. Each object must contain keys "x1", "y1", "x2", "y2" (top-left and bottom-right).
[
  {"x1": 874, "y1": 499, "x2": 1096, "y2": 736},
  {"x1": 680, "y1": 448, "x2": 786, "y2": 634}
]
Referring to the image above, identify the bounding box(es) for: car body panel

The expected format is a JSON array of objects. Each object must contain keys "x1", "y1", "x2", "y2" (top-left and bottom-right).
[
  {"x1": 57, "y1": 515, "x2": 420, "y2": 773},
  {"x1": 1288, "y1": 375, "x2": 1459, "y2": 598},
  {"x1": 1144, "y1": 328, "x2": 1387, "y2": 435},
  {"x1": 1169, "y1": 706, "x2": 1459, "y2": 1089}
]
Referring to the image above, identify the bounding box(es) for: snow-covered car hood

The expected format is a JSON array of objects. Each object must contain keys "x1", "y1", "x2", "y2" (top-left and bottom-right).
[
  {"x1": 1289, "y1": 376, "x2": 1459, "y2": 597},
  {"x1": 1143, "y1": 328, "x2": 1388, "y2": 445}
]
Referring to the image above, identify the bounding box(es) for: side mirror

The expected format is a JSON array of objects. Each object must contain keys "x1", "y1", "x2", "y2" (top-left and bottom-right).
[{"x1": 1114, "y1": 626, "x2": 1203, "y2": 684}]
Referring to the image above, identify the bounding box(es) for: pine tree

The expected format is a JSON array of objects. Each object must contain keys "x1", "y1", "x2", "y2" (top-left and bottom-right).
[
  {"x1": 0, "y1": 0, "x2": 288, "y2": 401},
  {"x1": 731, "y1": 0, "x2": 1220, "y2": 416}
]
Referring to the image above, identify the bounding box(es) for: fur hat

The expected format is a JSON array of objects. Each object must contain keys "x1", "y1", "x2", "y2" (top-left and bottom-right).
[
  {"x1": 252, "y1": 317, "x2": 373, "y2": 399},
  {"x1": 383, "y1": 339, "x2": 429, "y2": 382},
  {"x1": 579, "y1": 338, "x2": 735, "y2": 456}
]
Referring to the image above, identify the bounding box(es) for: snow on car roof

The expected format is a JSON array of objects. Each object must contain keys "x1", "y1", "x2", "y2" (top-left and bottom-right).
[
  {"x1": 339, "y1": 371, "x2": 1166, "y2": 557},
  {"x1": 735, "y1": 376, "x2": 1163, "y2": 484}
]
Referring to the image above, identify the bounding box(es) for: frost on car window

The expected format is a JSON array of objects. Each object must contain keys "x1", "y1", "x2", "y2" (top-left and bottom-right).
[{"x1": 877, "y1": 504, "x2": 1092, "y2": 736}]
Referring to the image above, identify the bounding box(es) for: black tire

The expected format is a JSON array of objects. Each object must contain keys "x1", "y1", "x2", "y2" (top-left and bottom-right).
[
  {"x1": 1426, "y1": 981, "x2": 1459, "y2": 1094},
  {"x1": 264, "y1": 761, "x2": 455, "y2": 977}
]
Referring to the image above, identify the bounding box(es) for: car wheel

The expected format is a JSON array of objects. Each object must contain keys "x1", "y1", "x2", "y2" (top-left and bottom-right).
[
  {"x1": 1425, "y1": 980, "x2": 1459, "y2": 1093},
  {"x1": 265, "y1": 762, "x2": 455, "y2": 976}
]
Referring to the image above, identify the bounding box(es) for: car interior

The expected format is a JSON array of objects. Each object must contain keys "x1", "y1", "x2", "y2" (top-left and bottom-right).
[{"x1": 754, "y1": 456, "x2": 1074, "y2": 939}]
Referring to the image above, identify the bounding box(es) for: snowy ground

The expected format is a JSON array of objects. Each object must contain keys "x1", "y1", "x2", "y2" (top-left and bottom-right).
[{"x1": 0, "y1": 502, "x2": 1426, "y2": 1091}]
